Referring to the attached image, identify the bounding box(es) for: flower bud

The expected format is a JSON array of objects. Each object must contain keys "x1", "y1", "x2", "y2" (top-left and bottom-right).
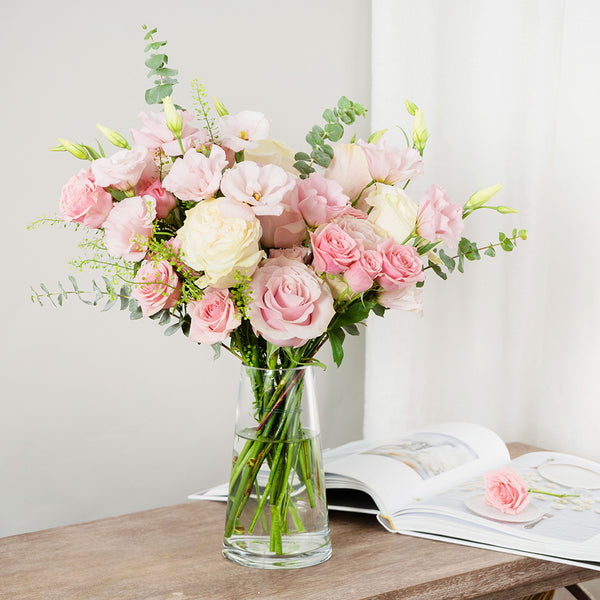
[
  {"x1": 464, "y1": 184, "x2": 503, "y2": 209},
  {"x1": 162, "y1": 96, "x2": 183, "y2": 138},
  {"x1": 412, "y1": 109, "x2": 428, "y2": 153},
  {"x1": 496, "y1": 206, "x2": 518, "y2": 214},
  {"x1": 368, "y1": 128, "x2": 388, "y2": 144},
  {"x1": 57, "y1": 138, "x2": 89, "y2": 160},
  {"x1": 96, "y1": 124, "x2": 130, "y2": 149},
  {"x1": 213, "y1": 96, "x2": 229, "y2": 117},
  {"x1": 404, "y1": 98, "x2": 418, "y2": 116}
]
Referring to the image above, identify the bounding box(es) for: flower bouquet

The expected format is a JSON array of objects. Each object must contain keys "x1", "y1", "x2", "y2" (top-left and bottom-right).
[{"x1": 31, "y1": 26, "x2": 526, "y2": 568}]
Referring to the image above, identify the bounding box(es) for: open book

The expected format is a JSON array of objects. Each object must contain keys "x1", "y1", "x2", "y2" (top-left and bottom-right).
[{"x1": 190, "y1": 422, "x2": 600, "y2": 571}]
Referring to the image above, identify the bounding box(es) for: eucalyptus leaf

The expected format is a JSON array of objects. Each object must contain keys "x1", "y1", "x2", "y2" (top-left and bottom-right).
[
  {"x1": 101, "y1": 298, "x2": 117, "y2": 312},
  {"x1": 145, "y1": 54, "x2": 167, "y2": 69},
  {"x1": 324, "y1": 122, "x2": 343, "y2": 142},
  {"x1": 439, "y1": 249, "x2": 456, "y2": 272},
  {"x1": 164, "y1": 321, "x2": 183, "y2": 336},
  {"x1": 144, "y1": 40, "x2": 167, "y2": 52},
  {"x1": 294, "y1": 151, "x2": 311, "y2": 161}
]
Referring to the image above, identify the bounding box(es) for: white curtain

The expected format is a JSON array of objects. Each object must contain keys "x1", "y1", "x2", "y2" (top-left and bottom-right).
[{"x1": 365, "y1": 0, "x2": 600, "y2": 460}]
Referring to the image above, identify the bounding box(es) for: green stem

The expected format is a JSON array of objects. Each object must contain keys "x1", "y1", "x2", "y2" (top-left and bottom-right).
[{"x1": 528, "y1": 488, "x2": 579, "y2": 499}]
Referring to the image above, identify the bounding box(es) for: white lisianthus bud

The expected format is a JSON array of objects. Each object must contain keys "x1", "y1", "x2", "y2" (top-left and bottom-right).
[
  {"x1": 213, "y1": 96, "x2": 229, "y2": 117},
  {"x1": 404, "y1": 98, "x2": 418, "y2": 116},
  {"x1": 464, "y1": 184, "x2": 503, "y2": 209},
  {"x1": 96, "y1": 124, "x2": 130, "y2": 149},
  {"x1": 162, "y1": 96, "x2": 183, "y2": 138},
  {"x1": 57, "y1": 138, "x2": 89, "y2": 160},
  {"x1": 412, "y1": 109, "x2": 428, "y2": 154},
  {"x1": 496, "y1": 206, "x2": 518, "y2": 214}
]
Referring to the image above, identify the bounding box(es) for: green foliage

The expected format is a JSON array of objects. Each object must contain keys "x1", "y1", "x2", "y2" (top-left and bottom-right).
[
  {"x1": 294, "y1": 96, "x2": 367, "y2": 178},
  {"x1": 142, "y1": 25, "x2": 178, "y2": 105},
  {"x1": 191, "y1": 78, "x2": 217, "y2": 142}
]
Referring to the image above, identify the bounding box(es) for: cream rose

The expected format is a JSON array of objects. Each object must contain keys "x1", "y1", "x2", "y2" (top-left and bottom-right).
[
  {"x1": 244, "y1": 139, "x2": 297, "y2": 174},
  {"x1": 176, "y1": 197, "x2": 264, "y2": 288},
  {"x1": 366, "y1": 183, "x2": 418, "y2": 244}
]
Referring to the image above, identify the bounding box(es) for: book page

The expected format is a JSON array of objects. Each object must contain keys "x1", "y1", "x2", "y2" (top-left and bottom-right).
[{"x1": 324, "y1": 422, "x2": 509, "y2": 514}]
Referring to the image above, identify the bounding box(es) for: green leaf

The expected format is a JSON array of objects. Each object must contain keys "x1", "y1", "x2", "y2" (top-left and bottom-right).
[
  {"x1": 159, "y1": 310, "x2": 171, "y2": 326},
  {"x1": 417, "y1": 241, "x2": 439, "y2": 255},
  {"x1": 212, "y1": 342, "x2": 222, "y2": 359},
  {"x1": 337, "y1": 96, "x2": 352, "y2": 110},
  {"x1": 483, "y1": 246, "x2": 496, "y2": 257},
  {"x1": 499, "y1": 231, "x2": 506, "y2": 242},
  {"x1": 415, "y1": 281, "x2": 425, "y2": 288},
  {"x1": 438, "y1": 249, "x2": 456, "y2": 272},
  {"x1": 145, "y1": 84, "x2": 174, "y2": 105},
  {"x1": 293, "y1": 160, "x2": 313, "y2": 176},
  {"x1": 57, "y1": 294, "x2": 64, "y2": 306},
  {"x1": 353, "y1": 102, "x2": 366, "y2": 116},
  {"x1": 101, "y1": 298, "x2": 117, "y2": 312},
  {"x1": 153, "y1": 76, "x2": 178, "y2": 86},
  {"x1": 311, "y1": 149, "x2": 331, "y2": 168},
  {"x1": 429, "y1": 261, "x2": 448, "y2": 280},
  {"x1": 372, "y1": 303, "x2": 386, "y2": 317},
  {"x1": 339, "y1": 110, "x2": 355, "y2": 125},
  {"x1": 144, "y1": 54, "x2": 167, "y2": 69},
  {"x1": 164, "y1": 321, "x2": 182, "y2": 336},
  {"x1": 334, "y1": 299, "x2": 375, "y2": 327},
  {"x1": 68, "y1": 275, "x2": 79, "y2": 292},
  {"x1": 147, "y1": 67, "x2": 178, "y2": 79},
  {"x1": 119, "y1": 285, "x2": 130, "y2": 310},
  {"x1": 328, "y1": 327, "x2": 345, "y2": 367},
  {"x1": 82, "y1": 144, "x2": 101, "y2": 160},
  {"x1": 322, "y1": 144, "x2": 334, "y2": 158},
  {"x1": 107, "y1": 188, "x2": 129, "y2": 202},
  {"x1": 144, "y1": 40, "x2": 167, "y2": 52},
  {"x1": 96, "y1": 139, "x2": 105, "y2": 157},
  {"x1": 322, "y1": 108, "x2": 337, "y2": 123},
  {"x1": 143, "y1": 27, "x2": 158, "y2": 40},
  {"x1": 129, "y1": 302, "x2": 143, "y2": 320},
  {"x1": 324, "y1": 122, "x2": 343, "y2": 142},
  {"x1": 457, "y1": 254, "x2": 465, "y2": 273},
  {"x1": 342, "y1": 323, "x2": 360, "y2": 336},
  {"x1": 458, "y1": 238, "x2": 472, "y2": 254},
  {"x1": 306, "y1": 131, "x2": 322, "y2": 147},
  {"x1": 501, "y1": 238, "x2": 514, "y2": 252},
  {"x1": 294, "y1": 151, "x2": 311, "y2": 161}
]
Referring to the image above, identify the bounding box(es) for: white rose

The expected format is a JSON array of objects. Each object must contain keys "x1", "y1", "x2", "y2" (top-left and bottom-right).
[
  {"x1": 244, "y1": 139, "x2": 298, "y2": 174},
  {"x1": 379, "y1": 284, "x2": 423, "y2": 314},
  {"x1": 366, "y1": 183, "x2": 418, "y2": 244},
  {"x1": 176, "y1": 197, "x2": 264, "y2": 288},
  {"x1": 323, "y1": 143, "x2": 372, "y2": 205}
]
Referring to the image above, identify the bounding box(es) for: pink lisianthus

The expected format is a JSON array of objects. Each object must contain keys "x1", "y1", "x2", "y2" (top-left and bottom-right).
[
  {"x1": 323, "y1": 142, "x2": 373, "y2": 203},
  {"x1": 296, "y1": 172, "x2": 350, "y2": 226},
  {"x1": 131, "y1": 109, "x2": 207, "y2": 156},
  {"x1": 58, "y1": 169, "x2": 113, "y2": 228},
  {"x1": 269, "y1": 246, "x2": 310, "y2": 262},
  {"x1": 483, "y1": 468, "x2": 530, "y2": 515},
  {"x1": 138, "y1": 180, "x2": 177, "y2": 219},
  {"x1": 248, "y1": 257, "x2": 335, "y2": 347},
  {"x1": 416, "y1": 185, "x2": 464, "y2": 249},
  {"x1": 187, "y1": 288, "x2": 241, "y2": 345},
  {"x1": 162, "y1": 145, "x2": 228, "y2": 201},
  {"x1": 344, "y1": 250, "x2": 382, "y2": 293},
  {"x1": 376, "y1": 238, "x2": 425, "y2": 290},
  {"x1": 258, "y1": 187, "x2": 307, "y2": 248},
  {"x1": 217, "y1": 110, "x2": 270, "y2": 152},
  {"x1": 134, "y1": 150, "x2": 162, "y2": 193},
  {"x1": 103, "y1": 195, "x2": 156, "y2": 261},
  {"x1": 358, "y1": 140, "x2": 424, "y2": 185},
  {"x1": 378, "y1": 284, "x2": 423, "y2": 313},
  {"x1": 219, "y1": 161, "x2": 297, "y2": 220},
  {"x1": 131, "y1": 260, "x2": 182, "y2": 317},
  {"x1": 91, "y1": 146, "x2": 148, "y2": 192},
  {"x1": 310, "y1": 223, "x2": 361, "y2": 275}
]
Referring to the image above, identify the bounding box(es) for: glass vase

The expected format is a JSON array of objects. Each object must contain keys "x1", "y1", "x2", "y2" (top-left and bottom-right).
[{"x1": 222, "y1": 365, "x2": 331, "y2": 569}]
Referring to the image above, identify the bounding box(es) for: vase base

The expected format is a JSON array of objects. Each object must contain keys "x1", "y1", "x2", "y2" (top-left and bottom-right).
[{"x1": 222, "y1": 532, "x2": 332, "y2": 569}]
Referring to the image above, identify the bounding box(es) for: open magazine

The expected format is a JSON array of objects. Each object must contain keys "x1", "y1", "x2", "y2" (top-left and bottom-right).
[{"x1": 190, "y1": 422, "x2": 600, "y2": 570}]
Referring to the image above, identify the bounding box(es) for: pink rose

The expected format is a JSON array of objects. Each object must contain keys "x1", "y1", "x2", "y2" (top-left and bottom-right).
[
  {"x1": 58, "y1": 169, "x2": 113, "y2": 228},
  {"x1": 103, "y1": 195, "x2": 155, "y2": 261},
  {"x1": 335, "y1": 214, "x2": 384, "y2": 251},
  {"x1": 483, "y1": 468, "x2": 530, "y2": 515},
  {"x1": 296, "y1": 172, "x2": 350, "y2": 226},
  {"x1": 138, "y1": 180, "x2": 177, "y2": 219},
  {"x1": 378, "y1": 284, "x2": 423, "y2": 313},
  {"x1": 323, "y1": 143, "x2": 373, "y2": 203},
  {"x1": 187, "y1": 288, "x2": 241, "y2": 345},
  {"x1": 310, "y1": 224, "x2": 361, "y2": 275},
  {"x1": 91, "y1": 146, "x2": 148, "y2": 191},
  {"x1": 258, "y1": 187, "x2": 306, "y2": 248},
  {"x1": 417, "y1": 185, "x2": 464, "y2": 249},
  {"x1": 344, "y1": 250, "x2": 382, "y2": 293},
  {"x1": 162, "y1": 145, "x2": 228, "y2": 202},
  {"x1": 269, "y1": 246, "x2": 310, "y2": 262},
  {"x1": 358, "y1": 140, "x2": 424, "y2": 185},
  {"x1": 248, "y1": 257, "x2": 335, "y2": 347},
  {"x1": 376, "y1": 238, "x2": 425, "y2": 290},
  {"x1": 131, "y1": 260, "x2": 182, "y2": 317},
  {"x1": 217, "y1": 111, "x2": 270, "y2": 152},
  {"x1": 131, "y1": 110, "x2": 207, "y2": 157}
]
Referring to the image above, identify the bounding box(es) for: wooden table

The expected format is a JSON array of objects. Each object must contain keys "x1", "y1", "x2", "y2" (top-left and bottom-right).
[{"x1": 2, "y1": 444, "x2": 598, "y2": 600}]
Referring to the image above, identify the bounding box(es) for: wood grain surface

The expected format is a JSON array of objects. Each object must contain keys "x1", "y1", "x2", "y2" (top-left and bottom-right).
[{"x1": 1, "y1": 443, "x2": 598, "y2": 600}]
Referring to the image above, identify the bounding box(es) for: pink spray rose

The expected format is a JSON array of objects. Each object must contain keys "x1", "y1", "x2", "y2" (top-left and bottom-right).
[
  {"x1": 58, "y1": 169, "x2": 113, "y2": 228},
  {"x1": 335, "y1": 214, "x2": 384, "y2": 251},
  {"x1": 358, "y1": 140, "x2": 424, "y2": 185},
  {"x1": 323, "y1": 142, "x2": 373, "y2": 203},
  {"x1": 376, "y1": 238, "x2": 425, "y2": 290},
  {"x1": 296, "y1": 172, "x2": 350, "y2": 226},
  {"x1": 258, "y1": 187, "x2": 307, "y2": 248},
  {"x1": 248, "y1": 257, "x2": 335, "y2": 347},
  {"x1": 162, "y1": 145, "x2": 228, "y2": 201},
  {"x1": 103, "y1": 195, "x2": 155, "y2": 261},
  {"x1": 91, "y1": 146, "x2": 148, "y2": 191},
  {"x1": 131, "y1": 109, "x2": 207, "y2": 156},
  {"x1": 219, "y1": 161, "x2": 297, "y2": 220},
  {"x1": 483, "y1": 468, "x2": 530, "y2": 515},
  {"x1": 417, "y1": 184, "x2": 464, "y2": 249},
  {"x1": 378, "y1": 284, "x2": 423, "y2": 313},
  {"x1": 138, "y1": 180, "x2": 177, "y2": 219},
  {"x1": 187, "y1": 288, "x2": 241, "y2": 345},
  {"x1": 217, "y1": 110, "x2": 270, "y2": 152},
  {"x1": 269, "y1": 246, "x2": 310, "y2": 262},
  {"x1": 310, "y1": 223, "x2": 361, "y2": 275},
  {"x1": 131, "y1": 260, "x2": 182, "y2": 317},
  {"x1": 344, "y1": 250, "x2": 382, "y2": 293}
]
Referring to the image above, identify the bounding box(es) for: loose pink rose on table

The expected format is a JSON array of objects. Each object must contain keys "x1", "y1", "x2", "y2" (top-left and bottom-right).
[
  {"x1": 188, "y1": 288, "x2": 241, "y2": 345},
  {"x1": 131, "y1": 260, "x2": 182, "y2": 317},
  {"x1": 248, "y1": 257, "x2": 335, "y2": 347},
  {"x1": 359, "y1": 140, "x2": 424, "y2": 185},
  {"x1": 91, "y1": 146, "x2": 148, "y2": 192},
  {"x1": 310, "y1": 224, "x2": 361, "y2": 275},
  {"x1": 138, "y1": 180, "x2": 177, "y2": 219},
  {"x1": 296, "y1": 172, "x2": 350, "y2": 226},
  {"x1": 163, "y1": 145, "x2": 228, "y2": 202},
  {"x1": 323, "y1": 142, "x2": 372, "y2": 203},
  {"x1": 377, "y1": 238, "x2": 425, "y2": 290},
  {"x1": 103, "y1": 195, "x2": 155, "y2": 261},
  {"x1": 217, "y1": 110, "x2": 270, "y2": 152},
  {"x1": 417, "y1": 184, "x2": 464, "y2": 249},
  {"x1": 483, "y1": 468, "x2": 530, "y2": 515},
  {"x1": 58, "y1": 169, "x2": 113, "y2": 228}
]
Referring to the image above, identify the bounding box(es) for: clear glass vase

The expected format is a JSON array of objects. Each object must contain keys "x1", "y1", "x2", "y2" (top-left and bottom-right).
[{"x1": 222, "y1": 365, "x2": 331, "y2": 569}]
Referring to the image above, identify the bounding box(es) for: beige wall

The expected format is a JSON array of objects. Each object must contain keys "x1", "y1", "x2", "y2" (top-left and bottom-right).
[{"x1": 1, "y1": 0, "x2": 371, "y2": 537}]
